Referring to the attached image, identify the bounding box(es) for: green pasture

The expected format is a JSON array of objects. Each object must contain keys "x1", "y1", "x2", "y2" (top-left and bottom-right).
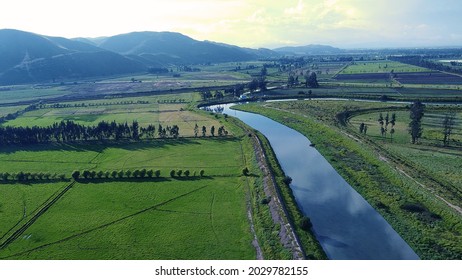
[
  {"x1": 0, "y1": 86, "x2": 68, "y2": 105},
  {"x1": 0, "y1": 178, "x2": 253, "y2": 259},
  {"x1": 350, "y1": 109, "x2": 462, "y2": 189},
  {"x1": 0, "y1": 138, "x2": 243, "y2": 177},
  {"x1": 340, "y1": 60, "x2": 428, "y2": 74},
  {"x1": 0, "y1": 135, "x2": 255, "y2": 259}
]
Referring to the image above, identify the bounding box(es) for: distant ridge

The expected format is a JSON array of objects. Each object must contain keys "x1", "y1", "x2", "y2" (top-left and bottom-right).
[
  {"x1": 0, "y1": 29, "x2": 144, "y2": 85},
  {"x1": 96, "y1": 31, "x2": 264, "y2": 64},
  {"x1": 273, "y1": 44, "x2": 343, "y2": 55}
]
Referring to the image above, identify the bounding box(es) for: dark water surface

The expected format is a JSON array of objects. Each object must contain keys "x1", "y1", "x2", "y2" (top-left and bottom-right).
[{"x1": 217, "y1": 104, "x2": 419, "y2": 260}]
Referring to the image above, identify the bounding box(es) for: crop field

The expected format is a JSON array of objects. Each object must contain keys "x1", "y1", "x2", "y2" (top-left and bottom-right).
[
  {"x1": 394, "y1": 72, "x2": 462, "y2": 85},
  {"x1": 0, "y1": 86, "x2": 69, "y2": 105},
  {"x1": 1, "y1": 99, "x2": 221, "y2": 137},
  {"x1": 339, "y1": 60, "x2": 428, "y2": 74},
  {"x1": 0, "y1": 136, "x2": 255, "y2": 259},
  {"x1": 0, "y1": 179, "x2": 253, "y2": 259}
]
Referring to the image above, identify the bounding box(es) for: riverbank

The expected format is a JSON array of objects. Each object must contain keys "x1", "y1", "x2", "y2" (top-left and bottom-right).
[
  {"x1": 222, "y1": 113, "x2": 326, "y2": 259},
  {"x1": 235, "y1": 101, "x2": 462, "y2": 260}
]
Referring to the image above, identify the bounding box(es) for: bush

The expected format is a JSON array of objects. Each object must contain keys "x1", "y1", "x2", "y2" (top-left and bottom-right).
[
  {"x1": 260, "y1": 197, "x2": 270, "y2": 204},
  {"x1": 300, "y1": 216, "x2": 312, "y2": 231},
  {"x1": 71, "y1": 170, "x2": 80, "y2": 180},
  {"x1": 283, "y1": 176, "x2": 292, "y2": 185}
]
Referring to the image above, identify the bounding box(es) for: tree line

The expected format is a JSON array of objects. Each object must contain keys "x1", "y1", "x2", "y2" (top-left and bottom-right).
[
  {"x1": 0, "y1": 168, "x2": 207, "y2": 183},
  {"x1": 0, "y1": 120, "x2": 168, "y2": 145},
  {"x1": 0, "y1": 119, "x2": 231, "y2": 145}
]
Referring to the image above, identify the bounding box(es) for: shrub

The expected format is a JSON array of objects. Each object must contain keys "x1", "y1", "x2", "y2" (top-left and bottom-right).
[
  {"x1": 300, "y1": 216, "x2": 312, "y2": 231},
  {"x1": 71, "y1": 170, "x2": 80, "y2": 180},
  {"x1": 125, "y1": 170, "x2": 132, "y2": 178},
  {"x1": 283, "y1": 176, "x2": 293, "y2": 185}
]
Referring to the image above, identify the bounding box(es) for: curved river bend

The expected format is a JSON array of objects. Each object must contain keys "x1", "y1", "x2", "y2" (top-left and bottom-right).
[{"x1": 215, "y1": 104, "x2": 419, "y2": 260}]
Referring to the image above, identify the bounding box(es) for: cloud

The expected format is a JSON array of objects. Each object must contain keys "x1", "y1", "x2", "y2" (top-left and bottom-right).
[{"x1": 1, "y1": 0, "x2": 462, "y2": 48}]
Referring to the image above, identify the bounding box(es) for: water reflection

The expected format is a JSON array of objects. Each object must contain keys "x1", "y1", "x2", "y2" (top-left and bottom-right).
[{"x1": 216, "y1": 104, "x2": 419, "y2": 260}]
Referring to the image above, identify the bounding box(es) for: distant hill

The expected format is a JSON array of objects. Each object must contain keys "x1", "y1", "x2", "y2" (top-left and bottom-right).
[
  {"x1": 273, "y1": 44, "x2": 344, "y2": 55},
  {"x1": 0, "y1": 29, "x2": 145, "y2": 85},
  {"x1": 97, "y1": 31, "x2": 265, "y2": 65}
]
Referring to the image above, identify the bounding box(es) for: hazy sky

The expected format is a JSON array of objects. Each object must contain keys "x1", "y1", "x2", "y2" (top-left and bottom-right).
[{"x1": 1, "y1": 0, "x2": 461, "y2": 48}]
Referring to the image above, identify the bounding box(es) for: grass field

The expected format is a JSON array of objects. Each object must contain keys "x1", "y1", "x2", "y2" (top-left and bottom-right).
[
  {"x1": 0, "y1": 179, "x2": 253, "y2": 259},
  {"x1": 340, "y1": 60, "x2": 428, "y2": 74},
  {"x1": 0, "y1": 135, "x2": 255, "y2": 259}
]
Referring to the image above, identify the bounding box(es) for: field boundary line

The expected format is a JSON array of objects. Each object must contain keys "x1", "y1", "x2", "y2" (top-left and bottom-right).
[{"x1": 0, "y1": 181, "x2": 76, "y2": 251}]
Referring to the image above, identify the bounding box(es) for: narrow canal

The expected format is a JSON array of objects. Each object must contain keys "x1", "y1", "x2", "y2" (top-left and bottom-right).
[{"x1": 216, "y1": 104, "x2": 419, "y2": 260}]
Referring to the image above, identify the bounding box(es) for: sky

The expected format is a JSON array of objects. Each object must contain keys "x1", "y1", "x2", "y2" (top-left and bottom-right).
[{"x1": 1, "y1": 0, "x2": 462, "y2": 49}]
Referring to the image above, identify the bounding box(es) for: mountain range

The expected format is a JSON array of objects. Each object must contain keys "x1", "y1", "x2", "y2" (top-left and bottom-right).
[{"x1": 0, "y1": 29, "x2": 340, "y2": 85}]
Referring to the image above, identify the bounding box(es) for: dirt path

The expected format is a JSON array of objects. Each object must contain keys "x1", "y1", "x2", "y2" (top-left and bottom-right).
[{"x1": 249, "y1": 133, "x2": 305, "y2": 260}]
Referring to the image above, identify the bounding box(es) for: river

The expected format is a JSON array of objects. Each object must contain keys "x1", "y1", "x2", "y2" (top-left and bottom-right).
[{"x1": 212, "y1": 103, "x2": 419, "y2": 260}]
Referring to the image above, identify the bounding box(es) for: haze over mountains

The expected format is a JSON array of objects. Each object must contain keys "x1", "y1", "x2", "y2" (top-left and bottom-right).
[{"x1": 0, "y1": 29, "x2": 340, "y2": 85}]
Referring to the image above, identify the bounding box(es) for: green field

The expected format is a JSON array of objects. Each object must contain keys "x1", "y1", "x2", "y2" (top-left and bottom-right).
[
  {"x1": 0, "y1": 136, "x2": 255, "y2": 259},
  {"x1": 0, "y1": 179, "x2": 252, "y2": 259},
  {"x1": 340, "y1": 60, "x2": 428, "y2": 74}
]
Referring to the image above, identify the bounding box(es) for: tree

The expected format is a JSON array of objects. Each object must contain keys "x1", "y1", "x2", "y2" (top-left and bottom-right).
[
  {"x1": 176, "y1": 169, "x2": 183, "y2": 177},
  {"x1": 359, "y1": 123, "x2": 365, "y2": 134},
  {"x1": 140, "y1": 169, "x2": 147, "y2": 178},
  {"x1": 125, "y1": 170, "x2": 132, "y2": 178},
  {"x1": 248, "y1": 78, "x2": 259, "y2": 92},
  {"x1": 210, "y1": 126, "x2": 215, "y2": 137},
  {"x1": 184, "y1": 170, "x2": 190, "y2": 177},
  {"x1": 82, "y1": 170, "x2": 90, "y2": 179},
  {"x1": 72, "y1": 170, "x2": 80, "y2": 180},
  {"x1": 111, "y1": 170, "x2": 118, "y2": 178},
  {"x1": 199, "y1": 169, "x2": 205, "y2": 177},
  {"x1": 202, "y1": 126, "x2": 207, "y2": 137},
  {"x1": 242, "y1": 167, "x2": 249, "y2": 176},
  {"x1": 133, "y1": 169, "x2": 140, "y2": 178},
  {"x1": 442, "y1": 112, "x2": 456, "y2": 146},
  {"x1": 409, "y1": 101, "x2": 425, "y2": 144},
  {"x1": 170, "y1": 170, "x2": 176, "y2": 177},
  {"x1": 194, "y1": 123, "x2": 199, "y2": 138},
  {"x1": 132, "y1": 120, "x2": 139, "y2": 140},
  {"x1": 147, "y1": 169, "x2": 154, "y2": 178},
  {"x1": 97, "y1": 171, "x2": 104, "y2": 179},
  {"x1": 305, "y1": 72, "x2": 319, "y2": 88},
  {"x1": 155, "y1": 170, "x2": 161, "y2": 178}
]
